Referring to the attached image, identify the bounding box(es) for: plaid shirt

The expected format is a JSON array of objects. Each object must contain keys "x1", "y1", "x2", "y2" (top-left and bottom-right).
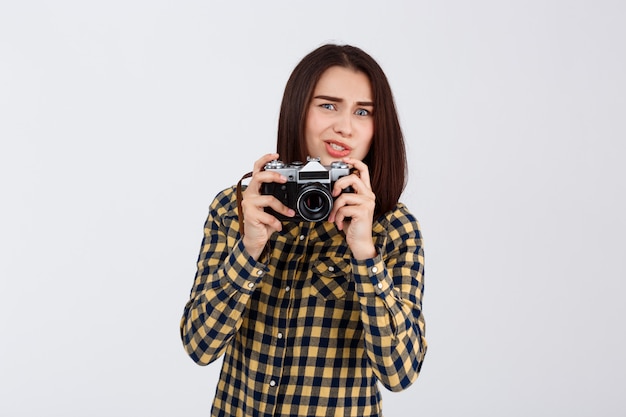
[{"x1": 180, "y1": 186, "x2": 427, "y2": 417}]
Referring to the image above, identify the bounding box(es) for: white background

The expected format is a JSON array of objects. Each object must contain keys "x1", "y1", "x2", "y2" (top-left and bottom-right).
[{"x1": 1, "y1": 1, "x2": 625, "y2": 416}]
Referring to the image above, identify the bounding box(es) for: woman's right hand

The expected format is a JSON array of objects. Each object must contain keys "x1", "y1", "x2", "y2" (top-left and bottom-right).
[{"x1": 241, "y1": 153, "x2": 295, "y2": 260}]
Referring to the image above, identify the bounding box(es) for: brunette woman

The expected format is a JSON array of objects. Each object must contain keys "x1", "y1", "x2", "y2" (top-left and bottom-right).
[{"x1": 181, "y1": 44, "x2": 427, "y2": 417}]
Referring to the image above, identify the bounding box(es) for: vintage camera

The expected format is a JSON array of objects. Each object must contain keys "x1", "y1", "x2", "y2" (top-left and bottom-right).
[{"x1": 261, "y1": 157, "x2": 352, "y2": 222}]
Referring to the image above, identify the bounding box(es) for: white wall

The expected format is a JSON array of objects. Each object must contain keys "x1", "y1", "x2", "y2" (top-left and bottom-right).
[{"x1": 1, "y1": 1, "x2": 624, "y2": 415}]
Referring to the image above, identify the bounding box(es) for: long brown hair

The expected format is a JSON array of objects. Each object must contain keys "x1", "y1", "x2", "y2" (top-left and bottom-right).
[{"x1": 276, "y1": 44, "x2": 407, "y2": 218}]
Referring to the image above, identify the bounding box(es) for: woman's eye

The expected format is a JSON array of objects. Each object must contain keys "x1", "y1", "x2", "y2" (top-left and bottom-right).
[
  {"x1": 355, "y1": 108, "x2": 370, "y2": 116},
  {"x1": 321, "y1": 103, "x2": 336, "y2": 110}
]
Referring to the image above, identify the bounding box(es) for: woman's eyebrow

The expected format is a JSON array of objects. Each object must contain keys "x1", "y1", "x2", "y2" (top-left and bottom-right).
[
  {"x1": 314, "y1": 95, "x2": 374, "y2": 107},
  {"x1": 314, "y1": 95, "x2": 343, "y2": 102}
]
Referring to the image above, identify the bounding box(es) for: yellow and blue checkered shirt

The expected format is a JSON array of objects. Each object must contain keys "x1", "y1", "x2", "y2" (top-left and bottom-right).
[{"x1": 180, "y1": 186, "x2": 427, "y2": 416}]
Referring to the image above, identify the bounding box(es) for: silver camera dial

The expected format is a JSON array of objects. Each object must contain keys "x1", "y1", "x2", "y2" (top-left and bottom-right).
[{"x1": 265, "y1": 160, "x2": 285, "y2": 170}]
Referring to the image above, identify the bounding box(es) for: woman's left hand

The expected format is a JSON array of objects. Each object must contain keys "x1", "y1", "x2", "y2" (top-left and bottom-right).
[{"x1": 328, "y1": 157, "x2": 377, "y2": 260}]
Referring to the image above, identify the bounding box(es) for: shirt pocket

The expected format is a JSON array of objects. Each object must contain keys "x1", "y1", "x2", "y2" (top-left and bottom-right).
[{"x1": 310, "y1": 258, "x2": 352, "y2": 301}]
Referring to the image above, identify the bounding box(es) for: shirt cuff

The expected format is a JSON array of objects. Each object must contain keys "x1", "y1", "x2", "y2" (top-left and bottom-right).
[
  {"x1": 221, "y1": 239, "x2": 269, "y2": 294},
  {"x1": 351, "y1": 254, "x2": 391, "y2": 298}
]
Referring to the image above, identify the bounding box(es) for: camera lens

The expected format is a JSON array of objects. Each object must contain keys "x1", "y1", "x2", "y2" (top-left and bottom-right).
[
  {"x1": 296, "y1": 184, "x2": 333, "y2": 222},
  {"x1": 304, "y1": 194, "x2": 325, "y2": 213}
]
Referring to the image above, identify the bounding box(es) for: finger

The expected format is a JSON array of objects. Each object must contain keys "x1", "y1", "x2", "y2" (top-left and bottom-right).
[
  {"x1": 253, "y1": 153, "x2": 280, "y2": 174},
  {"x1": 328, "y1": 194, "x2": 373, "y2": 222},
  {"x1": 258, "y1": 171, "x2": 288, "y2": 184},
  {"x1": 242, "y1": 202, "x2": 285, "y2": 232},
  {"x1": 242, "y1": 194, "x2": 295, "y2": 221},
  {"x1": 332, "y1": 206, "x2": 358, "y2": 230},
  {"x1": 332, "y1": 173, "x2": 372, "y2": 197},
  {"x1": 264, "y1": 197, "x2": 296, "y2": 219},
  {"x1": 342, "y1": 157, "x2": 372, "y2": 190},
  {"x1": 328, "y1": 194, "x2": 349, "y2": 223},
  {"x1": 333, "y1": 204, "x2": 373, "y2": 230},
  {"x1": 334, "y1": 204, "x2": 368, "y2": 220},
  {"x1": 254, "y1": 211, "x2": 285, "y2": 232},
  {"x1": 243, "y1": 194, "x2": 285, "y2": 212},
  {"x1": 246, "y1": 170, "x2": 289, "y2": 195},
  {"x1": 334, "y1": 192, "x2": 375, "y2": 208}
]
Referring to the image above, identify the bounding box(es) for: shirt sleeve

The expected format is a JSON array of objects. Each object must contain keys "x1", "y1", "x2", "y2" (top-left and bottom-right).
[
  {"x1": 179, "y1": 188, "x2": 269, "y2": 366},
  {"x1": 351, "y1": 205, "x2": 427, "y2": 392}
]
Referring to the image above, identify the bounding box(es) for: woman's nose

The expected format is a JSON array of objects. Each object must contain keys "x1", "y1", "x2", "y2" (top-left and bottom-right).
[{"x1": 333, "y1": 112, "x2": 352, "y2": 137}]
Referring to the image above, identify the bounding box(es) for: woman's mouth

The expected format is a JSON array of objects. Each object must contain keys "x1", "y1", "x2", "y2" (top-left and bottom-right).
[{"x1": 325, "y1": 141, "x2": 351, "y2": 158}]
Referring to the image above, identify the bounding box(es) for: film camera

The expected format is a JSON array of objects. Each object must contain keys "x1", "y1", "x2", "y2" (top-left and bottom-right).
[{"x1": 261, "y1": 157, "x2": 353, "y2": 222}]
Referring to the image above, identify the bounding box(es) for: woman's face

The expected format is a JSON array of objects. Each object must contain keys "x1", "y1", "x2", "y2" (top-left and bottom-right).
[{"x1": 305, "y1": 66, "x2": 374, "y2": 166}]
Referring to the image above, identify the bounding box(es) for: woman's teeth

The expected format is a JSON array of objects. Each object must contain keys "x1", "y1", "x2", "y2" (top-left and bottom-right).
[{"x1": 330, "y1": 143, "x2": 345, "y2": 151}]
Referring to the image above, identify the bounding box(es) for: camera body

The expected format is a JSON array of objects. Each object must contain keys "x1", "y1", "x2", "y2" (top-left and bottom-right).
[{"x1": 261, "y1": 157, "x2": 352, "y2": 222}]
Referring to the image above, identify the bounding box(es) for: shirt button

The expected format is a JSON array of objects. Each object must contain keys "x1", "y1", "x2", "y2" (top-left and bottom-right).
[
  {"x1": 256, "y1": 270, "x2": 264, "y2": 277},
  {"x1": 328, "y1": 266, "x2": 335, "y2": 272},
  {"x1": 277, "y1": 332, "x2": 283, "y2": 339},
  {"x1": 377, "y1": 282, "x2": 383, "y2": 289},
  {"x1": 247, "y1": 282, "x2": 255, "y2": 289},
  {"x1": 371, "y1": 266, "x2": 379, "y2": 274},
  {"x1": 299, "y1": 235, "x2": 305, "y2": 241},
  {"x1": 285, "y1": 286, "x2": 291, "y2": 292},
  {"x1": 269, "y1": 380, "x2": 276, "y2": 387}
]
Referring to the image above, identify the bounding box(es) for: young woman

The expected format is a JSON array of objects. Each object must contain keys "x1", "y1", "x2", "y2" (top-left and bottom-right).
[{"x1": 180, "y1": 44, "x2": 427, "y2": 417}]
